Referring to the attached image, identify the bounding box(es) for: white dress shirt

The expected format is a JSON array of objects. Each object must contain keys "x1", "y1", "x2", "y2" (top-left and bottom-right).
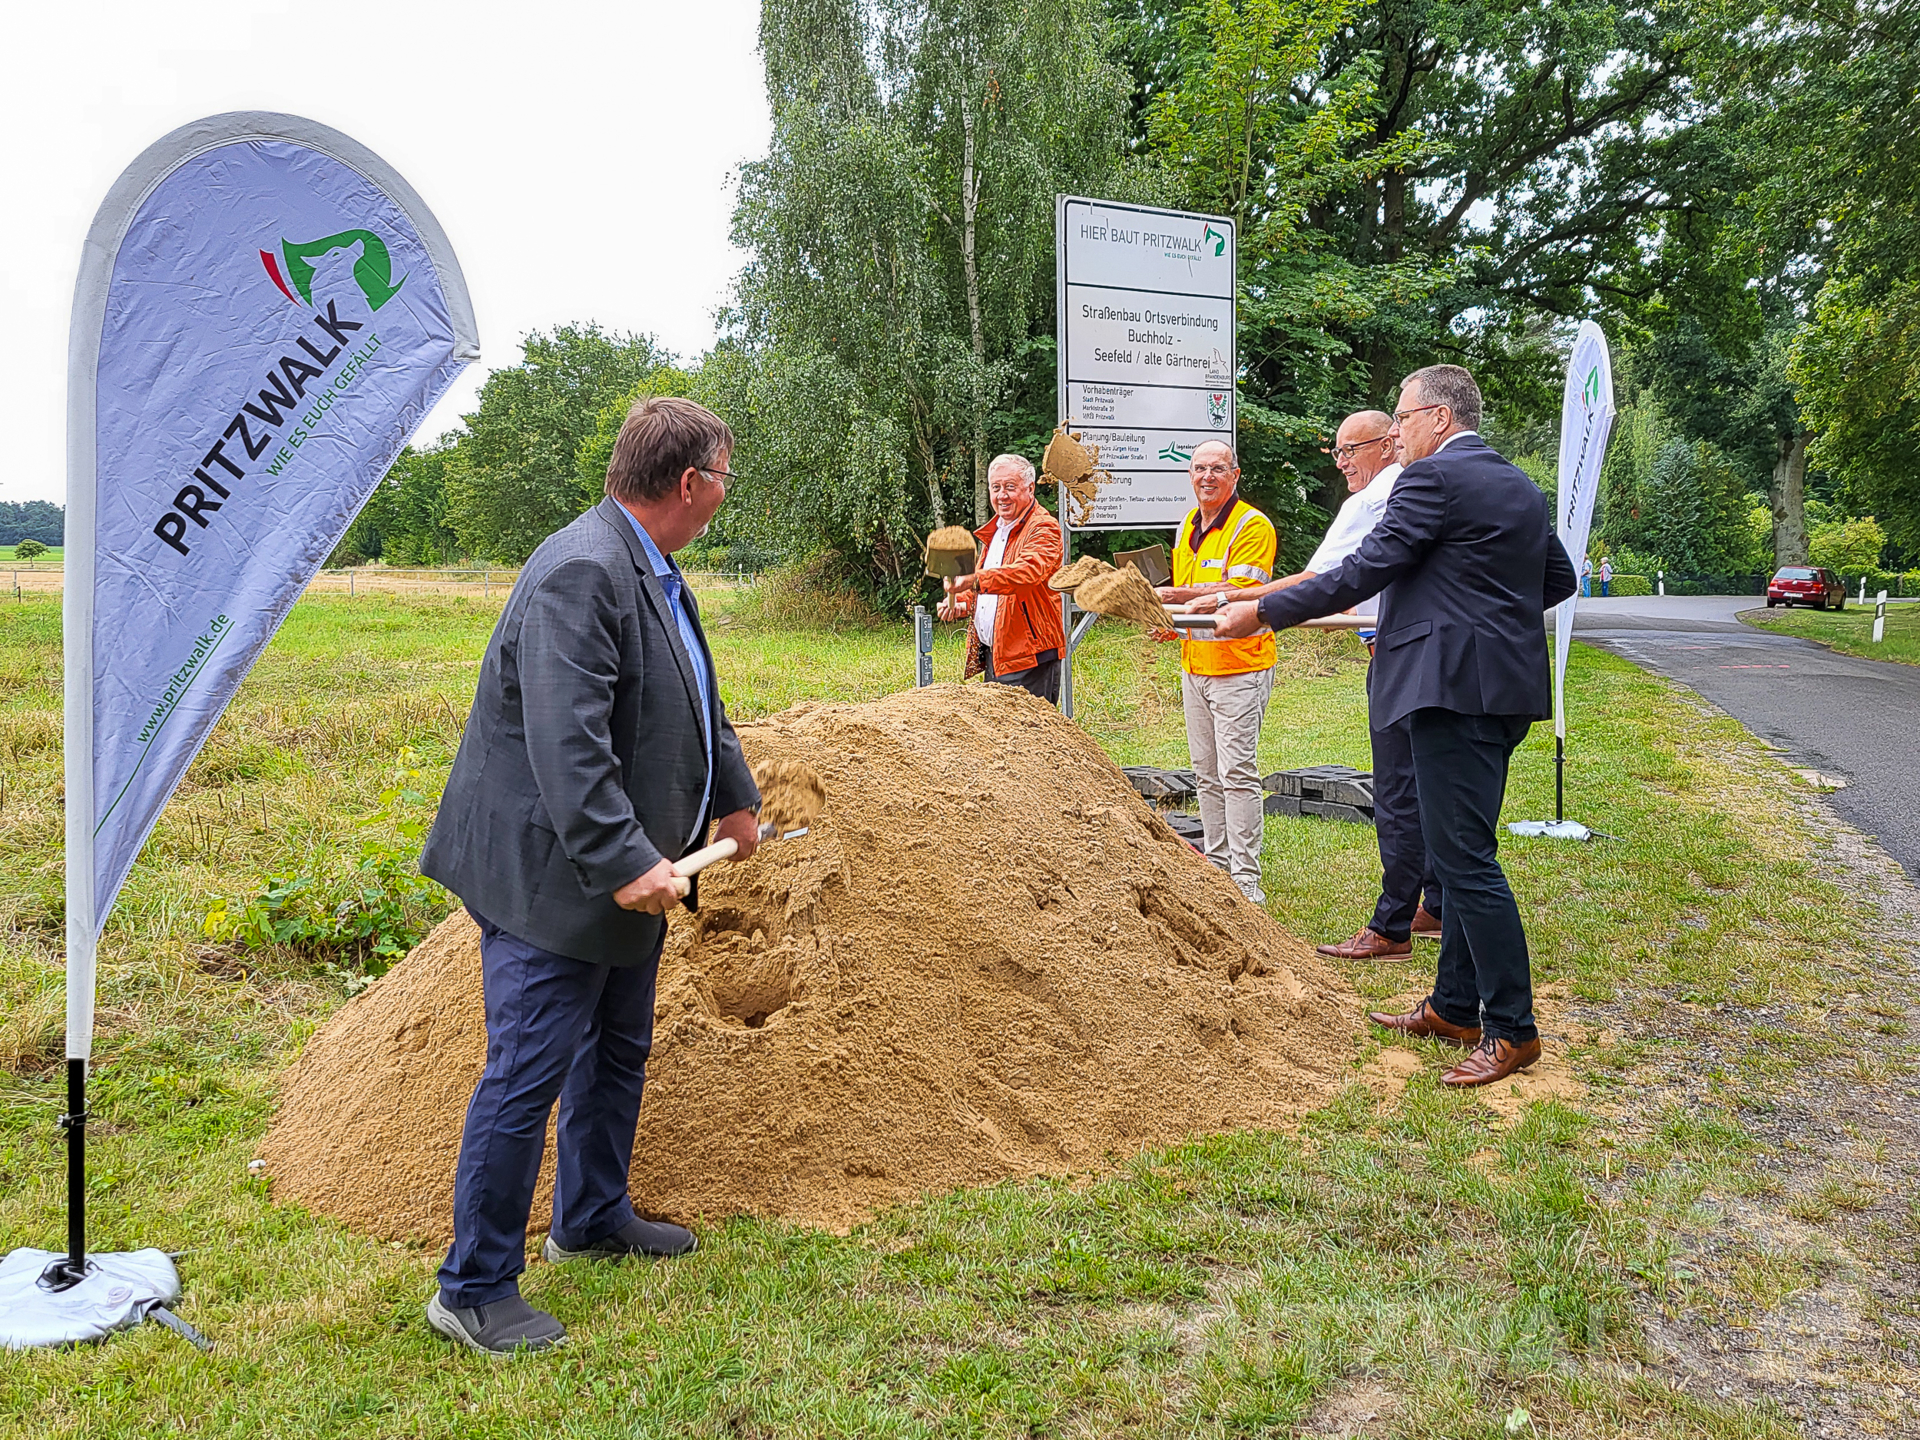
[
  {"x1": 974, "y1": 517, "x2": 1011, "y2": 646},
  {"x1": 1305, "y1": 461, "x2": 1402, "y2": 618}
]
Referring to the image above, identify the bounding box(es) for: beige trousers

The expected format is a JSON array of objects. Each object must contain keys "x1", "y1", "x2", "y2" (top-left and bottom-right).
[{"x1": 1181, "y1": 666, "x2": 1275, "y2": 901}]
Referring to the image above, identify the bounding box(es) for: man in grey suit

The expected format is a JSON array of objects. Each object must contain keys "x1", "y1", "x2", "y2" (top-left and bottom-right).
[{"x1": 420, "y1": 396, "x2": 762, "y2": 1354}]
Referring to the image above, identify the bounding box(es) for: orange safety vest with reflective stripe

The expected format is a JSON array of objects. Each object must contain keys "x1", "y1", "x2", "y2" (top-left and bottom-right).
[{"x1": 1173, "y1": 496, "x2": 1277, "y2": 675}]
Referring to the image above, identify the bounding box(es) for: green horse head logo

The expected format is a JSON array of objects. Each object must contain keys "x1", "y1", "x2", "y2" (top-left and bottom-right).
[
  {"x1": 260, "y1": 229, "x2": 407, "y2": 311},
  {"x1": 1202, "y1": 224, "x2": 1227, "y2": 257},
  {"x1": 1582, "y1": 365, "x2": 1601, "y2": 408}
]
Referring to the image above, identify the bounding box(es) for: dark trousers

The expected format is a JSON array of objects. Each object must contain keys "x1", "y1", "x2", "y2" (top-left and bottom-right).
[
  {"x1": 437, "y1": 908, "x2": 662, "y2": 1307},
  {"x1": 982, "y1": 644, "x2": 1062, "y2": 706},
  {"x1": 1367, "y1": 713, "x2": 1442, "y2": 942},
  {"x1": 1407, "y1": 708, "x2": 1538, "y2": 1043}
]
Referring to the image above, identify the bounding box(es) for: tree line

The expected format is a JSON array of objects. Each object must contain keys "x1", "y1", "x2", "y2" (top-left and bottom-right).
[
  {"x1": 333, "y1": 0, "x2": 1918, "y2": 602},
  {"x1": 0, "y1": 501, "x2": 63, "y2": 549}
]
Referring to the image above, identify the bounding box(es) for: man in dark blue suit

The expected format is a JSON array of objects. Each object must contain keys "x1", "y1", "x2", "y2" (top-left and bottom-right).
[{"x1": 1214, "y1": 365, "x2": 1577, "y2": 1086}]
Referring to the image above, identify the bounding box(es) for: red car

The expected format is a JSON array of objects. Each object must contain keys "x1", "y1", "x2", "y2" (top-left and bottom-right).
[{"x1": 1766, "y1": 566, "x2": 1846, "y2": 609}]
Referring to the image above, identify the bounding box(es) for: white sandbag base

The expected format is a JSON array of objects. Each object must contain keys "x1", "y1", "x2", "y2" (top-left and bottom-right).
[
  {"x1": 1508, "y1": 819, "x2": 1595, "y2": 841},
  {"x1": 0, "y1": 1248, "x2": 190, "y2": 1351}
]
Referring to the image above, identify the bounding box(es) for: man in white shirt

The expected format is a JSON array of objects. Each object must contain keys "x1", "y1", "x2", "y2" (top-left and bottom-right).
[{"x1": 1188, "y1": 409, "x2": 1441, "y2": 959}]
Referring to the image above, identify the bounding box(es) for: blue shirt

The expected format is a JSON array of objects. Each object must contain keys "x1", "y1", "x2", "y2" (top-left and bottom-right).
[{"x1": 622, "y1": 510, "x2": 714, "y2": 843}]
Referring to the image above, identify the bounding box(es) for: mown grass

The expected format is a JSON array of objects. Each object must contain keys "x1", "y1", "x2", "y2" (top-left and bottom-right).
[
  {"x1": 0, "y1": 547, "x2": 61, "y2": 563},
  {"x1": 1743, "y1": 598, "x2": 1920, "y2": 666},
  {"x1": 0, "y1": 584, "x2": 1880, "y2": 1437}
]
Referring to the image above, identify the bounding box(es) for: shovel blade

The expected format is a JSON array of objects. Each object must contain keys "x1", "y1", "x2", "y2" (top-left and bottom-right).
[
  {"x1": 1114, "y1": 544, "x2": 1171, "y2": 587},
  {"x1": 924, "y1": 549, "x2": 977, "y2": 579}
]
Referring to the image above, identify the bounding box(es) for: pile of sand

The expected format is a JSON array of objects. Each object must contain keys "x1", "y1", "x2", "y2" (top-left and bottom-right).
[{"x1": 260, "y1": 684, "x2": 1359, "y2": 1238}]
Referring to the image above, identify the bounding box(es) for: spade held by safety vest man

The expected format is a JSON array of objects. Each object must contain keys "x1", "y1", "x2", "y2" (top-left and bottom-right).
[
  {"x1": 1152, "y1": 440, "x2": 1277, "y2": 904},
  {"x1": 937, "y1": 453, "x2": 1068, "y2": 706}
]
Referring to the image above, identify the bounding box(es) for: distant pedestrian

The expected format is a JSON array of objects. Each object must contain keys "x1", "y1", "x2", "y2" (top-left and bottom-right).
[
  {"x1": 1580, "y1": 555, "x2": 1592, "y2": 598},
  {"x1": 1599, "y1": 556, "x2": 1614, "y2": 596}
]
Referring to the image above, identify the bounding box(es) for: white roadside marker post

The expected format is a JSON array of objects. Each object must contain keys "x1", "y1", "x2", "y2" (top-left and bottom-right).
[{"x1": 1874, "y1": 590, "x2": 1888, "y2": 644}]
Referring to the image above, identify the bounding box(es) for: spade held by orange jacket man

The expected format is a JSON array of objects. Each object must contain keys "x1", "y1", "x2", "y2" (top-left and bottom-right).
[{"x1": 939, "y1": 453, "x2": 1068, "y2": 705}]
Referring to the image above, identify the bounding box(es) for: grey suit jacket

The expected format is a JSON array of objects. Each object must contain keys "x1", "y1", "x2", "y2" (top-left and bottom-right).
[{"x1": 421, "y1": 496, "x2": 759, "y2": 964}]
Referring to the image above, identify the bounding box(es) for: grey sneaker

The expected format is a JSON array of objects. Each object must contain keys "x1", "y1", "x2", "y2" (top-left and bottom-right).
[
  {"x1": 426, "y1": 1292, "x2": 567, "y2": 1355},
  {"x1": 543, "y1": 1216, "x2": 697, "y2": 1264}
]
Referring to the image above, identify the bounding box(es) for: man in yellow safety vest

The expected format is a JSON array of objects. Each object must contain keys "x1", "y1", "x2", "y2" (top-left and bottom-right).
[{"x1": 1157, "y1": 440, "x2": 1277, "y2": 903}]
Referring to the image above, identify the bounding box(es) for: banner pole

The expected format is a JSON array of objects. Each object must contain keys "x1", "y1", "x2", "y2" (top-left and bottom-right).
[
  {"x1": 1555, "y1": 736, "x2": 1564, "y2": 824},
  {"x1": 59, "y1": 184, "x2": 102, "y2": 1289},
  {"x1": 51, "y1": 1060, "x2": 88, "y2": 1287}
]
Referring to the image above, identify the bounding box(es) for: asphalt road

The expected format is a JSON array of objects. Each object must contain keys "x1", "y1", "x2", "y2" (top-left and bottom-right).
[{"x1": 1572, "y1": 595, "x2": 1920, "y2": 878}]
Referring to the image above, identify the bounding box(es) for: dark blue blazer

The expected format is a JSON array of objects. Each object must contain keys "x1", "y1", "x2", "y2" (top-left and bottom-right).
[{"x1": 1257, "y1": 434, "x2": 1578, "y2": 727}]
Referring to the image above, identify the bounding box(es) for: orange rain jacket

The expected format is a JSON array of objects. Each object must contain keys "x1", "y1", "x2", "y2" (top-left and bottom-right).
[{"x1": 956, "y1": 502, "x2": 1068, "y2": 680}]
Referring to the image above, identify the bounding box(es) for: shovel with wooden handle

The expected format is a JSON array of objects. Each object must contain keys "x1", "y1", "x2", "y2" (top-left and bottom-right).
[{"x1": 669, "y1": 821, "x2": 811, "y2": 900}]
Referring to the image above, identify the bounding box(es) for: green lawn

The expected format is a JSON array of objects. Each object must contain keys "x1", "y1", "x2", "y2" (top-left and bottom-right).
[
  {"x1": 1742, "y1": 597, "x2": 1920, "y2": 666},
  {"x1": 0, "y1": 546, "x2": 60, "y2": 563},
  {"x1": 0, "y1": 585, "x2": 1897, "y2": 1437}
]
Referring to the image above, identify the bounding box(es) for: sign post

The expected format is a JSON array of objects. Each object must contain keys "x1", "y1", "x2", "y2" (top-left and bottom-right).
[{"x1": 1054, "y1": 196, "x2": 1235, "y2": 714}]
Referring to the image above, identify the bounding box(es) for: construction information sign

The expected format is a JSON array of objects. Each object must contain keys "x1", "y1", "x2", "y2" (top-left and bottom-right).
[{"x1": 1055, "y1": 196, "x2": 1236, "y2": 530}]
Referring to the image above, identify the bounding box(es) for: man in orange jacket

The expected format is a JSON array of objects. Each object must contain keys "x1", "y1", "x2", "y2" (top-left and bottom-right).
[{"x1": 939, "y1": 454, "x2": 1068, "y2": 704}]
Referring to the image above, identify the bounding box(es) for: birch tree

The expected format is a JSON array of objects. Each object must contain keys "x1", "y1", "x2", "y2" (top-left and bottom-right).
[{"x1": 727, "y1": 0, "x2": 1133, "y2": 593}]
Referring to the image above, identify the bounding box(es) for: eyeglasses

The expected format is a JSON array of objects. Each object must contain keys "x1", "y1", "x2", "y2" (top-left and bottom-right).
[
  {"x1": 1190, "y1": 463, "x2": 1236, "y2": 477},
  {"x1": 1331, "y1": 436, "x2": 1392, "y2": 460},
  {"x1": 1391, "y1": 403, "x2": 1446, "y2": 426},
  {"x1": 698, "y1": 467, "x2": 740, "y2": 483}
]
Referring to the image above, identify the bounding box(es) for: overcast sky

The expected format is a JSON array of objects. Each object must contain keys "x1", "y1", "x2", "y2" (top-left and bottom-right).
[{"x1": 2, "y1": 0, "x2": 770, "y2": 507}]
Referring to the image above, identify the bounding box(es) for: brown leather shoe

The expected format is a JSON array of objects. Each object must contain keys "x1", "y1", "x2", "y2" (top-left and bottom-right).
[
  {"x1": 1367, "y1": 997, "x2": 1481, "y2": 1048},
  {"x1": 1411, "y1": 905, "x2": 1441, "y2": 939},
  {"x1": 1440, "y1": 1036, "x2": 1543, "y2": 1087},
  {"x1": 1317, "y1": 927, "x2": 1412, "y2": 960}
]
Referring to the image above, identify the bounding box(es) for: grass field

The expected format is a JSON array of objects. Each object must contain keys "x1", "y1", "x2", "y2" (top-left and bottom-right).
[
  {"x1": 0, "y1": 546, "x2": 61, "y2": 563},
  {"x1": 1743, "y1": 598, "x2": 1920, "y2": 666},
  {"x1": 0, "y1": 583, "x2": 1909, "y2": 1437}
]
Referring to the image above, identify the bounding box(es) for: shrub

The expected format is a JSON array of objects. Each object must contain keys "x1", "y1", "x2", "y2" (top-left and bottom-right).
[
  {"x1": 1810, "y1": 515, "x2": 1887, "y2": 572},
  {"x1": 1608, "y1": 574, "x2": 1654, "y2": 596},
  {"x1": 1835, "y1": 568, "x2": 1900, "y2": 599},
  {"x1": 202, "y1": 748, "x2": 449, "y2": 985},
  {"x1": 731, "y1": 553, "x2": 883, "y2": 631}
]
